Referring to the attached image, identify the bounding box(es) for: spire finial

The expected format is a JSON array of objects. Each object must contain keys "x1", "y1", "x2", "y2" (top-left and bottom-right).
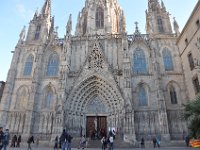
[
  {"x1": 135, "y1": 21, "x2": 139, "y2": 33},
  {"x1": 173, "y1": 17, "x2": 180, "y2": 36},
  {"x1": 41, "y1": 0, "x2": 51, "y2": 16}
]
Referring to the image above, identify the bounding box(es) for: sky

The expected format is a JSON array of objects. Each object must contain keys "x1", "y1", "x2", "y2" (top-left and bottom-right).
[{"x1": 0, "y1": 0, "x2": 198, "y2": 81}]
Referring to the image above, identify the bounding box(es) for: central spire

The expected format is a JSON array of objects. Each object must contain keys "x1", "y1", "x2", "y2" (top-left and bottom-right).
[
  {"x1": 75, "y1": 0, "x2": 126, "y2": 36},
  {"x1": 41, "y1": 0, "x2": 51, "y2": 16}
]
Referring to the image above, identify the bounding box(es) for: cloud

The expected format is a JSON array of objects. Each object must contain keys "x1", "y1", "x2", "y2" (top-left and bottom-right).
[{"x1": 16, "y1": 3, "x2": 34, "y2": 20}]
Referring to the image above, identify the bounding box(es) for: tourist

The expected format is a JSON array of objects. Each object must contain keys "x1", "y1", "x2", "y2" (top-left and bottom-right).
[
  {"x1": 141, "y1": 137, "x2": 145, "y2": 148},
  {"x1": 185, "y1": 135, "x2": 190, "y2": 147},
  {"x1": 152, "y1": 136, "x2": 157, "y2": 148},
  {"x1": 16, "y1": 135, "x2": 21, "y2": 147},
  {"x1": 156, "y1": 137, "x2": 160, "y2": 148},
  {"x1": 3, "y1": 129, "x2": 10, "y2": 150},
  {"x1": 10, "y1": 135, "x2": 17, "y2": 147},
  {"x1": 54, "y1": 136, "x2": 59, "y2": 150},
  {"x1": 66, "y1": 134, "x2": 73, "y2": 150},
  {"x1": 80, "y1": 135, "x2": 86, "y2": 150},
  {"x1": 101, "y1": 136, "x2": 107, "y2": 150},
  {"x1": 0, "y1": 127, "x2": 4, "y2": 150},
  {"x1": 27, "y1": 135, "x2": 34, "y2": 150},
  {"x1": 60, "y1": 129, "x2": 67, "y2": 150},
  {"x1": 109, "y1": 135, "x2": 114, "y2": 150}
]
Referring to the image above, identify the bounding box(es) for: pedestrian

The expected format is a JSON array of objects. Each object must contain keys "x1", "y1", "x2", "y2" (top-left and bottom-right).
[
  {"x1": 66, "y1": 134, "x2": 73, "y2": 150},
  {"x1": 80, "y1": 135, "x2": 86, "y2": 150},
  {"x1": 60, "y1": 129, "x2": 67, "y2": 150},
  {"x1": 27, "y1": 135, "x2": 34, "y2": 150},
  {"x1": 16, "y1": 135, "x2": 21, "y2": 147},
  {"x1": 10, "y1": 135, "x2": 17, "y2": 147},
  {"x1": 141, "y1": 137, "x2": 145, "y2": 148},
  {"x1": 101, "y1": 136, "x2": 106, "y2": 150},
  {"x1": 0, "y1": 127, "x2": 4, "y2": 150},
  {"x1": 185, "y1": 135, "x2": 190, "y2": 147},
  {"x1": 54, "y1": 136, "x2": 59, "y2": 150},
  {"x1": 3, "y1": 129, "x2": 10, "y2": 150},
  {"x1": 109, "y1": 135, "x2": 114, "y2": 150},
  {"x1": 152, "y1": 136, "x2": 157, "y2": 148},
  {"x1": 156, "y1": 137, "x2": 160, "y2": 148}
]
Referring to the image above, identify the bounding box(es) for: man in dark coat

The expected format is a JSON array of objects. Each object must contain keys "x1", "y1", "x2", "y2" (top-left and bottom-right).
[
  {"x1": 27, "y1": 135, "x2": 34, "y2": 150},
  {"x1": 0, "y1": 127, "x2": 4, "y2": 150},
  {"x1": 3, "y1": 129, "x2": 10, "y2": 150},
  {"x1": 60, "y1": 129, "x2": 67, "y2": 150}
]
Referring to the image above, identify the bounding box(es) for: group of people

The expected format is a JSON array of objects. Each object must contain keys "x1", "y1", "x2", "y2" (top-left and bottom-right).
[
  {"x1": 0, "y1": 127, "x2": 10, "y2": 150},
  {"x1": 10, "y1": 134, "x2": 21, "y2": 147},
  {"x1": 101, "y1": 130, "x2": 115, "y2": 150},
  {"x1": 55, "y1": 129, "x2": 73, "y2": 150}
]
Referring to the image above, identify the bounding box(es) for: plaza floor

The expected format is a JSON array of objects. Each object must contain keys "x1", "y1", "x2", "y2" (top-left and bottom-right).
[{"x1": 7, "y1": 145, "x2": 200, "y2": 150}]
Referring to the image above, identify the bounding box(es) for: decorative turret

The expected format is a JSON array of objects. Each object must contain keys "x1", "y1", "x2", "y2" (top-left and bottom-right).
[
  {"x1": 66, "y1": 14, "x2": 72, "y2": 35},
  {"x1": 26, "y1": 0, "x2": 53, "y2": 43},
  {"x1": 146, "y1": 0, "x2": 173, "y2": 35},
  {"x1": 173, "y1": 17, "x2": 180, "y2": 36},
  {"x1": 75, "y1": 0, "x2": 126, "y2": 36}
]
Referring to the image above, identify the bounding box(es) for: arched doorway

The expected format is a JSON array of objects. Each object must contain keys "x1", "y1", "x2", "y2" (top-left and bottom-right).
[
  {"x1": 64, "y1": 75, "x2": 124, "y2": 137},
  {"x1": 85, "y1": 96, "x2": 108, "y2": 138}
]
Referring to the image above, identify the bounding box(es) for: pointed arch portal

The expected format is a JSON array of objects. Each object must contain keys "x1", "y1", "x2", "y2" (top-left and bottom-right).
[{"x1": 65, "y1": 75, "x2": 125, "y2": 136}]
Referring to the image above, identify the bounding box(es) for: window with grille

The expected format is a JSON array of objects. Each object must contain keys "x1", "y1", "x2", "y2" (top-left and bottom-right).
[
  {"x1": 23, "y1": 54, "x2": 34, "y2": 76},
  {"x1": 96, "y1": 7, "x2": 104, "y2": 29}
]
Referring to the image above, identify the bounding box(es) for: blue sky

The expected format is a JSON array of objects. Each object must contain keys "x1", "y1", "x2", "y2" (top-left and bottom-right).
[{"x1": 0, "y1": 0, "x2": 198, "y2": 81}]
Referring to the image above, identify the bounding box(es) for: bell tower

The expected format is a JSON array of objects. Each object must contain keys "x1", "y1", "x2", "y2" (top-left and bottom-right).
[
  {"x1": 26, "y1": 0, "x2": 54, "y2": 43},
  {"x1": 75, "y1": 0, "x2": 126, "y2": 36},
  {"x1": 146, "y1": 0, "x2": 173, "y2": 35}
]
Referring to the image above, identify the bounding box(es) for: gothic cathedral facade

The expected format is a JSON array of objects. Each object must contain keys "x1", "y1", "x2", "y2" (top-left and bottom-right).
[{"x1": 0, "y1": 0, "x2": 188, "y2": 143}]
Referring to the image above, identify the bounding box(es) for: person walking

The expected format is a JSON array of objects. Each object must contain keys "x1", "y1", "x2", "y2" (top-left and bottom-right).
[
  {"x1": 10, "y1": 135, "x2": 17, "y2": 147},
  {"x1": 101, "y1": 136, "x2": 107, "y2": 150},
  {"x1": 54, "y1": 136, "x2": 59, "y2": 150},
  {"x1": 60, "y1": 129, "x2": 67, "y2": 150},
  {"x1": 0, "y1": 127, "x2": 4, "y2": 150},
  {"x1": 141, "y1": 137, "x2": 145, "y2": 148},
  {"x1": 66, "y1": 134, "x2": 73, "y2": 150},
  {"x1": 3, "y1": 129, "x2": 10, "y2": 150},
  {"x1": 152, "y1": 136, "x2": 157, "y2": 148},
  {"x1": 27, "y1": 135, "x2": 34, "y2": 150},
  {"x1": 16, "y1": 135, "x2": 21, "y2": 147},
  {"x1": 156, "y1": 137, "x2": 160, "y2": 148},
  {"x1": 80, "y1": 135, "x2": 86, "y2": 150},
  {"x1": 109, "y1": 135, "x2": 114, "y2": 150}
]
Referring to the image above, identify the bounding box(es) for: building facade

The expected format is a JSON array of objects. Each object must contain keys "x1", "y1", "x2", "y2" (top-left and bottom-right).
[
  {"x1": 177, "y1": 0, "x2": 200, "y2": 101},
  {"x1": 0, "y1": 81, "x2": 5, "y2": 102},
  {"x1": 0, "y1": 0, "x2": 189, "y2": 144}
]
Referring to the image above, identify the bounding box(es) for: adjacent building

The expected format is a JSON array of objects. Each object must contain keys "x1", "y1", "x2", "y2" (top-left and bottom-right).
[
  {"x1": 177, "y1": 0, "x2": 200, "y2": 100},
  {"x1": 0, "y1": 0, "x2": 189, "y2": 144}
]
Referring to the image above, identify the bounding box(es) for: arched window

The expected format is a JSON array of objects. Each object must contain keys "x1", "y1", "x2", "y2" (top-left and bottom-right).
[
  {"x1": 96, "y1": 6, "x2": 104, "y2": 29},
  {"x1": 133, "y1": 49, "x2": 147, "y2": 74},
  {"x1": 157, "y1": 16, "x2": 164, "y2": 33},
  {"x1": 83, "y1": 12, "x2": 88, "y2": 35},
  {"x1": 169, "y1": 85, "x2": 178, "y2": 104},
  {"x1": 44, "y1": 89, "x2": 53, "y2": 109},
  {"x1": 138, "y1": 86, "x2": 148, "y2": 106},
  {"x1": 23, "y1": 54, "x2": 34, "y2": 76},
  {"x1": 163, "y1": 48, "x2": 174, "y2": 71},
  {"x1": 15, "y1": 87, "x2": 28, "y2": 109},
  {"x1": 46, "y1": 53, "x2": 59, "y2": 76}
]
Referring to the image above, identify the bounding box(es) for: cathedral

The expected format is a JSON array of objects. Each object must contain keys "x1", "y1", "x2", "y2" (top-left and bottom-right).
[{"x1": 0, "y1": 0, "x2": 189, "y2": 144}]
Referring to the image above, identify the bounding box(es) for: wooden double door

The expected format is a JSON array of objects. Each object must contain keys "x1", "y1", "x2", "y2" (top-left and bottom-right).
[{"x1": 86, "y1": 116, "x2": 107, "y2": 138}]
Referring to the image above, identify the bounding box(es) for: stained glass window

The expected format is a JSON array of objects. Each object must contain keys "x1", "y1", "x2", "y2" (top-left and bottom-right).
[
  {"x1": 96, "y1": 7, "x2": 104, "y2": 29},
  {"x1": 138, "y1": 86, "x2": 148, "y2": 106},
  {"x1": 133, "y1": 48, "x2": 147, "y2": 74},
  {"x1": 163, "y1": 48, "x2": 174, "y2": 71},
  {"x1": 46, "y1": 53, "x2": 59, "y2": 76},
  {"x1": 23, "y1": 54, "x2": 34, "y2": 76}
]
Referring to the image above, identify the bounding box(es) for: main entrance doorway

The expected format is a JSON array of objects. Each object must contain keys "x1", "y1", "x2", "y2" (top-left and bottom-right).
[{"x1": 86, "y1": 116, "x2": 107, "y2": 139}]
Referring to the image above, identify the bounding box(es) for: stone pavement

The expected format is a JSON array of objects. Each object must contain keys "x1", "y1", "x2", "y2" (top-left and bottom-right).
[{"x1": 7, "y1": 145, "x2": 200, "y2": 150}]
